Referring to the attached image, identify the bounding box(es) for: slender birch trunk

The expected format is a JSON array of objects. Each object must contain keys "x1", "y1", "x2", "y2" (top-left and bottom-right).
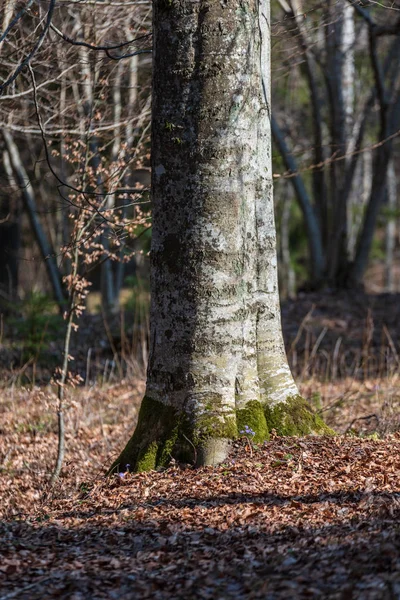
[
  {"x1": 342, "y1": 2, "x2": 355, "y2": 144},
  {"x1": 278, "y1": 180, "x2": 296, "y2": 300},
  {"x1": 112, "y1": 0, "x2": 331, "y2": 473},
  {"x1": 384, "y1": 161, "x2": 397, "y2": 292}
]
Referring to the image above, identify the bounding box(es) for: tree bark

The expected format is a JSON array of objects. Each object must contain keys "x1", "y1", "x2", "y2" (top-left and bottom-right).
[
  {"x1": 286, "y1": 0, "x2": 327, "y2": 246},
  {"x1": 349, "y1": 90, "x2": 400, "y2": 286},
  {"x1": 277, "y1": 179, "x2": 296, "y2": 300},
  {"x1": 385, "y1": 160, "x2": 397, "y2": 292},
  {"x1": 325, "y1": 0, "x2": 352, "y2": 284},
  {"x1": 2, "y1": 130, "x2": 65, "y2": 309},
  {"x1": 271, "y1": 115, "x2": 324, "y2": 283},
  {"x1": 111, "y1": 0, "x2": 331, "y2": 473},
  {"x1": 0, "y1": 151, "x2": 20, "y2": 301}
]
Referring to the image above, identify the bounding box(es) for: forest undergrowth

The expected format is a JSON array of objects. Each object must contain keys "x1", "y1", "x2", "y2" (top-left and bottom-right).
[{"x1": 1, "y1": 292, "x2": 400, "y2": 599}]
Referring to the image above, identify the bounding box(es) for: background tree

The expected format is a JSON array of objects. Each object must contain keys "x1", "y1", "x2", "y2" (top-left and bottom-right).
[
  {"x1": 0, "y1": 0, "x2": 152, "y2": 310},
  {"x1": 272, "y1": 0, "x2": 400, "y2": 289},
  {"x1": 1, "y1": 0, "x2": 400, "y2": 310}
]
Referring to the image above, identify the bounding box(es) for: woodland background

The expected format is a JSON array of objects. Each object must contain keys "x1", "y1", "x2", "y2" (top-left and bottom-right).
[{"x1": 1, "y1": 1, "x2": 400, "y2": 598}]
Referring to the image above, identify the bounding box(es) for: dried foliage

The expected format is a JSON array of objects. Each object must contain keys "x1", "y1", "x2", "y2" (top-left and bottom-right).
[{"x1": 0, "y1": 378, "x2": 400, "y2": 598}]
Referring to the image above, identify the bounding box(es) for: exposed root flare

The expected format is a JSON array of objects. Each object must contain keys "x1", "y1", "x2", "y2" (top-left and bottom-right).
[{"x1": 109, "y1": 395, "x2": 334, "y2": 473}]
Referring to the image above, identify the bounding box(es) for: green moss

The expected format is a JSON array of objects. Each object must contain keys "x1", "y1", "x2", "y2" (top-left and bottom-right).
[
  {"x1": 109, "y1": 396, "x2": 180, "y2": 474},
  {"x1": 190, "y1": 393, "x2": 238, "y2": 446},
  {"x1": 109, "y1": 393, "x2": 334, "y2": 474},
  {"x1": 264, "y1": 395, "x2": 335, "y2": 436},
  {"x1": 192, "y1": 413, "x2": 237, "y2": 446},
  {"x1": 109, "y1": 395, "x2": 238, "y2": 474},
  {"x1": 237, "y1": 400, "x2": 269, "y2": 443},
  {"x1": 136, "y1": 442, "x2": 158, "y2": 472}
]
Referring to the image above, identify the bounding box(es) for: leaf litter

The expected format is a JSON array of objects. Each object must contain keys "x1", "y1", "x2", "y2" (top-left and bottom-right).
[
  {"x1": 2, "y1": 290, "x2": 400, "y2": 598},
  {"x1": 0, "y1": 383, "x2": 399, "y2": 599}
]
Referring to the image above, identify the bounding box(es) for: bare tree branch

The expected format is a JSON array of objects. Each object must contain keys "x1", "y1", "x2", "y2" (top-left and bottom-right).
[
  {"x1": 0, "y1": 0, "x2": 56, "y2": 94},
  {"x1": 49, "y1": 23, "x2": 151, "y2": 60}
]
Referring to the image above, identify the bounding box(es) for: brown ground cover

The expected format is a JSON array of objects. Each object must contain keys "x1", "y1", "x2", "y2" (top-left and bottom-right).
[{"x1": 1, "y1": 292, "x2": 400, "y2": 599}]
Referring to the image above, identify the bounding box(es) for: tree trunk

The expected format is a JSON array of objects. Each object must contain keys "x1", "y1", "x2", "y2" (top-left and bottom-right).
[
  {"x1": 278, "y1": 180, "x2": 296, "y2": 300},
  {"x1": 288, "y1": 0, "x2": 327, "y2": 248},
  {"x1": 325, "y1": 0, "x2": 351, "y2": 284},
  {"x1": 384, "y1": 161, "x2": 397, "y2": 292},
  {"x1": 349, "y1": 89, "x2": 400, "y2": 286},
  {"x1": 2, "y1": 131, "x2": 65, "y2": 309},
  {"x1": 271, "y1": 115, "x2": 324, "y2": 284},
  {"x1": 0, "y1": 151, "x2": 20, "y2": 301},
  {"x1": 111, "y1": 0, "x2": 331, "y2": 473}
]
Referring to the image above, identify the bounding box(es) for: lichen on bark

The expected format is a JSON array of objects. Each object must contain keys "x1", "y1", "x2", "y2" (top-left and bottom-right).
[{"x1": 110, "y1": 0, "x2": 334, "y2": 474}]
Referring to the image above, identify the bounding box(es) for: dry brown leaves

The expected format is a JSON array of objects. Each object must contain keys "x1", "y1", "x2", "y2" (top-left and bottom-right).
[{"x1": 0, "y1": 383, "x2": 400, "y2": 599}]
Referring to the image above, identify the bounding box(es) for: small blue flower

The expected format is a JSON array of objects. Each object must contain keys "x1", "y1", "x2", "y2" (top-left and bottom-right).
[
  {"x1": 240, "y1": 425, "x2": 255, "y2": 437},
  {"x1": 118, "y1": 472, "x2": 125, "y2": 479}
]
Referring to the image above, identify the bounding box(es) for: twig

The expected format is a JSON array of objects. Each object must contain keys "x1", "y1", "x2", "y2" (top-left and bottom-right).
[
  {"x1": 344, "y1": 414, "x2": 379, "y2": 434},
  {"x1": 0, "y1": 577, "x2": 52, "y2": 600},
  {"x1": 182, "y1": 433, "x2": 197, "y2": 465},
  {"x1": 0, "y1": 0, "x2": 55, "y2": 93}
]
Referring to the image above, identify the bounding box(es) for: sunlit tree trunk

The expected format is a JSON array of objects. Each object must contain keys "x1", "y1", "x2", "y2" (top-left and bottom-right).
[{"x1": 112, "y1": 0, "x2": 330, "y2": 473}]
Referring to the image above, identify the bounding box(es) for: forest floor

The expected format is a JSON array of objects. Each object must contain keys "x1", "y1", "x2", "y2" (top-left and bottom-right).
[{"x1": 1, "y1": 291, "x2": 400, "y2": 599}]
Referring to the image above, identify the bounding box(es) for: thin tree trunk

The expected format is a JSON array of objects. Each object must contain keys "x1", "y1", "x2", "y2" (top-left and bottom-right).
[
  {"x1": 289, "y1": 0, "x2": 327, "y2": 243},
  {"x1": 342, "y1": 2, "x2": 355, "y2": 144},
  {"x1": 278, "y1": 181, "x2": 296, "y2": 299},
  {"x1": 325, "y1": 0, "x2": 350, "y2": 283},
  {"x1": 1, "y1": 151, "x2": 20, "y2": 300},
  {"x1": 78, "y1": 22, "x2": 116, "y2": 314},
  {"x1": 0, "y1": 0, "x2": 21, "y2": 300},
  {"x1": 349, "y1": 131, "x2": 400, "y2": 285},
  {"x1": 111, "y1": 0, "x2": 331, "y2": 473},
  {"x1": 349, "y1": 84, "x2": 400, "y2": 284},
  {"x1": 2, "y1": 130, "x2": 65, "y2": 308},
  {"x1": 271, "y1": 115, "x2": 324, "y2": 283},
  {"x1": 384, "y1": 161, "x2": 397, "y2": 292}
]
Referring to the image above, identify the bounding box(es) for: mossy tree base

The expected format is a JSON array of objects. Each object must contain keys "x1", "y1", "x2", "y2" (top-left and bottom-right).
[
  {"x1": 109, "y1": 396, "x2": 180, "y2": 474},
  {"x1": 265, "y1": 395, "x2": 334, "y2": 437},
  {"x1": 110, "y1": 394, "x2": 334, "y2": 474}
]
